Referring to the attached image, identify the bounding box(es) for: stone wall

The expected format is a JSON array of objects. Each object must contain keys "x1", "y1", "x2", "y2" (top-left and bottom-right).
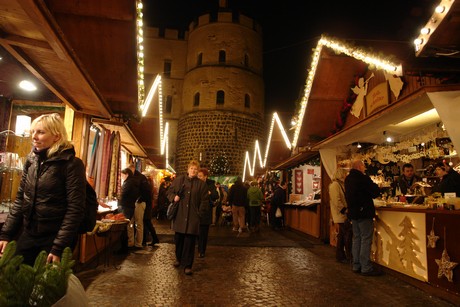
[{"x1": 175, "y1": 110, "x2": 264, "y2": 175}]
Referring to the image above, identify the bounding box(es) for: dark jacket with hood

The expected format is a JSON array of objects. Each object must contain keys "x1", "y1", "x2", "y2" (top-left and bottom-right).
[
  {"x1": 344, "y1": 168, "x2": 380, "y2": 220},
  {"x1": 0, "y1": 147, "x2": 86, "y2": 257},
  {"x1": 166, "y1": 174, "x2": 209, "y2": 235}
]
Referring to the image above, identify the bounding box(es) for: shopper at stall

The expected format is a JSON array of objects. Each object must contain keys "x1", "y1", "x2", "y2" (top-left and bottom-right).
[
  {"x1": 329, "y1": 168, "x2": 352, "y2": 264},
  {"x1": 197, "y1": 168, "x2": 218, "y2": 258},
  {"x1": 0, "y1": 113, "x2": 86, "y2": 265},
  {"x1": 228, "y1": 177, "x2": 248, "y2": 233},
  {"x1": 433, "y1": 161, "x2": 460, "y2": 197},
  {"x1": 118, "y1": 167, "x2": 140, "y2": 253},
  {"x1": 344, "y1": 159, "x2": 382, "y2": 276},
  {"x1": 395, "y1": 163, "x2": 421, "y2": 195},
  {"x1": 141, "y1": 171, "x2": 160, "y2": 247},
  {"x1": 167, "y1": 160, "x2": 209, "y2": 275},
  {"x1": 270, "y1": 180, "x2": 287, "y2": 230},
  {"x1": 247, "y1": 180, "x2": 264, "y2": 232}
]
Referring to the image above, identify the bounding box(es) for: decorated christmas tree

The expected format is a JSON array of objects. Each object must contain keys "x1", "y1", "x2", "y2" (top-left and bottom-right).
[{"x1": 209, "y1": 152, "x2": 230, "y2": 175}]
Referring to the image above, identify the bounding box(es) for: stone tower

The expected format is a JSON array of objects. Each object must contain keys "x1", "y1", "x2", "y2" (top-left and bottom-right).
[{"x1": 176, "y1": 3, "x2": 265, "y2": 175}]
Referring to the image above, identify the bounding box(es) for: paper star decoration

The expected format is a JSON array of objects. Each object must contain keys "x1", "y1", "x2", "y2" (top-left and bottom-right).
[
  {"x1": 435, "y1": 249, "x2": 458, "y2": 282},
  {"x1": 427, "y1": 229, "x2": 440, "y2": 248}
]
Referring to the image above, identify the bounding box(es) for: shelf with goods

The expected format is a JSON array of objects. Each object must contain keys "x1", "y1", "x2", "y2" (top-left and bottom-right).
[{"x1": 0, "y1": 132, "x2": 30, "y2": 215}]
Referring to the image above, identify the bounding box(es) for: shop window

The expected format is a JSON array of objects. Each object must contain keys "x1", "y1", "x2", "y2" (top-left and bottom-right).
[
  {"x1": 194, "y1": 93, "x2": 200, "y2": 107},
  {"x1": 216, "y1": 90, "x2": 225, "y2": 105},
  {"x1": 163, "y1": 60, "x2": 171, "y2": 78},
  {"x1": 165, "y1": 95, "x2": 172, "y2": 113},
  {"x1": 197, "y1": 53, "x2": 203, "y2": 66},
  {"x1": 244, "y1": 94, "x2": 250, "y2": 108},
  {"x1": 219, "y1": 50, "x2": 226, "y2": 63}
]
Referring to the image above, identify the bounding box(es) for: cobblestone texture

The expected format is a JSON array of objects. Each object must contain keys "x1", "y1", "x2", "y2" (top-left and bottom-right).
[{"x1": 76, "y1": 220, "x2": 457, "y2": 307}]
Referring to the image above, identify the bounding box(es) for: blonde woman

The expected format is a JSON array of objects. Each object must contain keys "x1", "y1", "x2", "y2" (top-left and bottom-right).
[{"x1": 0, "y1": 113, "x2": 86, "y2": 265}]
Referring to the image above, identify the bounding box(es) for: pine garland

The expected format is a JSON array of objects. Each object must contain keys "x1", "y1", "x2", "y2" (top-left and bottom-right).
[{"x1": 0, "y1": 241, "x2": 74, "y2": 306}]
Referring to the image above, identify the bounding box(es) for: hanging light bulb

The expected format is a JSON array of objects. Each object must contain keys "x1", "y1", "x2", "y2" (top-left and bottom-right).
[{"x1": 357, "y1": 143, "x2": 362, "y2": 149}]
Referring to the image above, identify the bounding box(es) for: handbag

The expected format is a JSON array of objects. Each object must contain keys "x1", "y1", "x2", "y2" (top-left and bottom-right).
[
  {"x1": 166, "y1": 201, "x2": 179, "y2": 220},
  {"x1": 275, "y1": 207, "x2": 282, "y2": 218}
]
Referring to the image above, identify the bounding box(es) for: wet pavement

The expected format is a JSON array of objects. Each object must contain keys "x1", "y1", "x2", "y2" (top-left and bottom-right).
[{"x1": 76, "y1": 220, "x2": 458, "y2": 306}]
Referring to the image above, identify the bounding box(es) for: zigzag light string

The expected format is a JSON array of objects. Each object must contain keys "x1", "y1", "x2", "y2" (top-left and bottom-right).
[
  {"x1": 243, "y1": 112, "x2": 291, "y2": 181},
  {"x1": 243, "y1": 35, "x2": 403, "y2": 180}
]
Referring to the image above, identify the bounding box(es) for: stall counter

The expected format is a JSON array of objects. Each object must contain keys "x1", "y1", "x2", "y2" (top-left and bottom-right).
[{"x1": 375, "y1": 207, "x2": 460, "y2": 295}]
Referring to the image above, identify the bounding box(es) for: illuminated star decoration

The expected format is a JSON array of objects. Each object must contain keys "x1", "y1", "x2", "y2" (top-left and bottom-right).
[
  {"x1": 427, "y1": 218, "x2": 439, "y2": 248},
  {"x1": 435, "y1": 249, "x2": 458, "y2": 282}
]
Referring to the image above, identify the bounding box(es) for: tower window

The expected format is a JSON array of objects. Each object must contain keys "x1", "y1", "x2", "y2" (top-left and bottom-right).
[
  {"x1": 163, "y1": 60, "x2": 171, "y2": 78},
  {"x1": 165, "y1": 95, "x2": 172, "y2": 113},
  {"x1": 194, "y1": 93, "x2": 200, "y2": 106},
  {"x1": 244, "y1": 54, "x2": 249, "y2": 67},
  {"x1": 216, "y1": 90, "x2": 225, "y2": 105},
  {"x1": 197, "y1": 53, "x2": 203, "y2": 66},
  {"x1": 244, "y1": 94, "x2": 250, "y2": 108},
  {"x1": 219, "y1": 50, "x2": 226, "y2": 63}
]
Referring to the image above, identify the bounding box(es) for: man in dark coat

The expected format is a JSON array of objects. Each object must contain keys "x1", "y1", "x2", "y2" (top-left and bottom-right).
[
  {"x1": 167, "y1": 160, "x2": 209, "y2": 275},
  {"x1": 344, "y1": 160, "x2": 381, "y2": 276},
  {"x1": 197, "y1": 168, "x2": 219, "y2": 257},
  {"x1": 228, "y1": 177, "x2": 248, "y2": 232}
]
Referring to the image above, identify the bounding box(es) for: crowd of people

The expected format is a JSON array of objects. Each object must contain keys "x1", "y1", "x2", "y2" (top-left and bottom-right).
[{"x1": 3, "y1": 111, "x2": 460, "y2": 281}]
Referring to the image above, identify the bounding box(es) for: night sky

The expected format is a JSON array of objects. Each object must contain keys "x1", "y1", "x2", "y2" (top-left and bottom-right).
[{"x1": 144, "y1": 0, "x2": 437, "y2": 118}]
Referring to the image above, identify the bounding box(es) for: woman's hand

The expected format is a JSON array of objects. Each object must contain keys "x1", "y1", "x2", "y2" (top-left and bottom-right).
[
  {"x1": 0, "y1": 240, "x2": 9, "y2": 256},
  {"x1": 47, "y1": 253, "x2": 60, "y2": 263},
  {"x1": 174, "y1": 195, "x2": 180, "y2": 202}
]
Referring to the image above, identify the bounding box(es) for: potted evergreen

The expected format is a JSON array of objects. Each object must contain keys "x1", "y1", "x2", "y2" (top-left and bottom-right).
[{"x1": 0, "y1": 241, "x2": 88, "y2": 306}]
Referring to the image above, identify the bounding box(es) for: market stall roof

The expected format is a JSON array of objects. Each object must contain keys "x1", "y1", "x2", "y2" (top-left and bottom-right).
[
  {"x1": 92, "y1": 118, "x2": 149, "y2": 160},
  {"x1": 129, "y1": 116, "x2": 166, "y2": 169},
  {"x1": 415, "y1": 0, "x2": 460, "y2": 58},
  {"x1": 311, "y1": 85, "x2": 460, "y2": 151},
  {"x1": 0, "y1": 0, "x2": 139, "y2": 119},
  {"x1": 273, "y1": 150, "x2": 318, "y2": 170}
]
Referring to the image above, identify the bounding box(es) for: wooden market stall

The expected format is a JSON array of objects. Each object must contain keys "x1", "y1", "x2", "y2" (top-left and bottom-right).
[
  {"x1": 304, "y1": 33, "x2": 460, "y2": 301},
  {"x1": 0, "y1": 0, "x2": 154, "y2": 266},
  {"x1": 266, "y1": 3, "x2": 460, "y2": 300}
]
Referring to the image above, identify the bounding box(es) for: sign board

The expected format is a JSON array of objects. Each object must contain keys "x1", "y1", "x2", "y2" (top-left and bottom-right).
[{"x1": 366, "y1": 82, "x2": 389, "y2": 116}]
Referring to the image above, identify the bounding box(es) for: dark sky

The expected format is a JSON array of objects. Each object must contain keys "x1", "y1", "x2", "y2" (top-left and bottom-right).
[{"x1": 144, "y1": 0, "x2": 437, "y2": 117}]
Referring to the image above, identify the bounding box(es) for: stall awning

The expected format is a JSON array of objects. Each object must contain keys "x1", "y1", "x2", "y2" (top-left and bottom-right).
[
  {"x1": 92, "y1": 118, "x2": 149, "y2": 159},
  {"x1": 273, "y1": 151, "x2": 319, "y2": 170},
  {"x1": 312, "y1": 86, "x2": 460, "y2": 151}
]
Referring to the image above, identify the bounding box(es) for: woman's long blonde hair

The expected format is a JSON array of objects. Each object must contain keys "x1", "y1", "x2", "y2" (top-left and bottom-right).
[{"x1": 31, "y1": 113, "x2": 73, "y2": 157}]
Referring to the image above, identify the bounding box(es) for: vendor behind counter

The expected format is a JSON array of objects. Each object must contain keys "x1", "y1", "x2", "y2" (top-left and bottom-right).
[{"x1": 432, "y1": 161, "x2": 460, "y2": 197}]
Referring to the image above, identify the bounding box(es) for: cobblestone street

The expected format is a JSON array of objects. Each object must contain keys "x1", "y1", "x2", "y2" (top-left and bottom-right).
[{"x1": 76, "y1": 220, "x2": 458, "y2": 306}]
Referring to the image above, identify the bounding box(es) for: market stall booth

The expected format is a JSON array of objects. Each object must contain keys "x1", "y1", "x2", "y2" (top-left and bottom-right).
[
  {"x1": 0, "y1": 0, "x2": 154, "y2": 266},
  {"x1": 306, "y1": 35, "x2": 460, "y2": 300}
]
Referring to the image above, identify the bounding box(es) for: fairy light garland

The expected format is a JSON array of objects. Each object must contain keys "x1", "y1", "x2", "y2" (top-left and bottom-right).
[
  {"x1": 136, "y1": 0, "x2": 145, "y2": 113},
  {"x1": 243, "y1": 35, "x2": 403, "y2": 179}
]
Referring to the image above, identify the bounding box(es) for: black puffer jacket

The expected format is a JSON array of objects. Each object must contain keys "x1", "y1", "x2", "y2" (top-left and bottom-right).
[
  {"x1": 344, "y1": 169, "x2": 380, "y2": 220},
  {"x1": 0, "y1": 147, "x2": 86, "y2": 257}
]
